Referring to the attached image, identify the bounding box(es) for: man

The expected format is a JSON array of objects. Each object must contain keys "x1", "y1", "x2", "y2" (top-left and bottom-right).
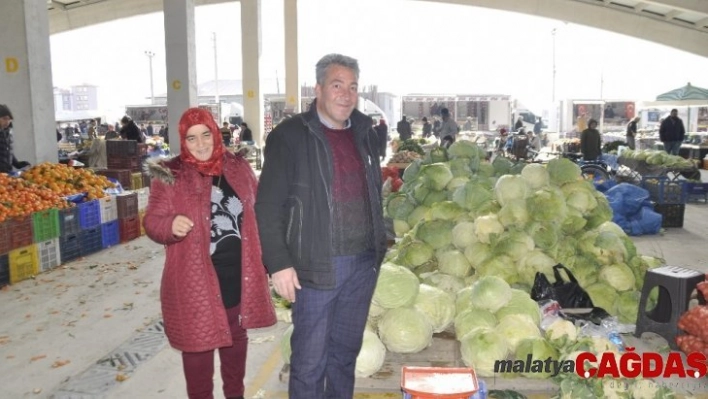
[
  {"x1": 146, "y1": 122, "x2": 154, "y2": 137},
  {"x1": 239, "y1": 122, "x2": 253, "y2": 143},
  {"x1": 421, "y1": 116, "x2": 432, "y2": 138},
  {"x1": 514, "y1": 116, "x2": 524, "y2": 131},
  {"x1": 580, "y1": 119, "x2": 602, "y2": 160},
  {"x1": 220, "y1": 121, "x2": 232, "y2": 147},
  {"x1": 396, "y1": 115, "x2": 411, "y2": 141},
  {"x1": 119, "y1": 116, "x2": 143, "y2": 143},
  {"x1": 626, "y1": 116, "x2": 640, "y2": 150},
  {"x1": 439, "y1": 107, "x2": 459, "y2": 144},
  {"x1": 533, "y1": 117, "x2": 543, "y2": 135},
  {"x1": 375, "y1": 119, "x2": 388, "y2": 161},
  {"x1": 104, "y1": 123, "x2": 120, "y2": 140},
  {"x1": 0, "y1": 104, "x2": 30, "y2": 173},
  {"x1": 659, "y1": 109, "x2": 685, "y2": 155},
  {"x1": 255, "y1": 54, "x2": 386, "y2": 399}
]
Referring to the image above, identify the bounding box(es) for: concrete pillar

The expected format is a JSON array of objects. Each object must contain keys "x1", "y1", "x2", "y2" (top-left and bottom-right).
[
  {"x1": 241, "y1": 0, "x2": 265, "y2": 145},
  {"x1": 284, "y1": 0, "x2": 300, "y2": 115},
  {"x1": 163, "y1": 0, "x2": 198, "y2": 155},
  {"x1": 0, "y1": 0, "x2": 57, "y2": 165}
]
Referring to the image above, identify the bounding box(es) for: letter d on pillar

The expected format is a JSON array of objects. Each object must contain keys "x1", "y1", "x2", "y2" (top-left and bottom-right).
[{"x1": 5, "y1": 57, "x2": 19, "y2": 73}]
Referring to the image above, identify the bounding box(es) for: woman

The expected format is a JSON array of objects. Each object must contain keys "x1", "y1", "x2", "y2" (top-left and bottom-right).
[
  {"x1": 580, "y1": 118, "x2": 602, "y2": 160},
  {"x1": 143, "y1": 107, "x2": 276, "y2": 399}
]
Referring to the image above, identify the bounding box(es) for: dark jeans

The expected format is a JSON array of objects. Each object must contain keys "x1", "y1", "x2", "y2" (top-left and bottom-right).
[
  {"x1": 288, "y1": 251, "x2": 378, "y2": 399},
  {"x1": 181, "y1": 305, "x2": 247, "y2": 399},
  {"x1": 663, "y1": 140, "x2": 682, "y2": 155},
  {"x1": 626, "y1": 134, "x2": 635, "y2": 150}
]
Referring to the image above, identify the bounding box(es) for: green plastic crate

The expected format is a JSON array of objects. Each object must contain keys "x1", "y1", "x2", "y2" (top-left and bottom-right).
[{"x1": 32, "y1": 208, "x2": 60, "y2": 242}]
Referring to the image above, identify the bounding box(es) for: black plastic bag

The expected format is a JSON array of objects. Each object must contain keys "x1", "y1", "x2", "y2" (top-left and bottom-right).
[{"x1": 531, "y1": 264, "x2": 594, "y2": 309}]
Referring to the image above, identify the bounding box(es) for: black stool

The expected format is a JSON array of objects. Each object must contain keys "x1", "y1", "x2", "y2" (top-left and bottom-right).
[{"x1": 635, "y1": 266, "x2": 706, "y2": 350}]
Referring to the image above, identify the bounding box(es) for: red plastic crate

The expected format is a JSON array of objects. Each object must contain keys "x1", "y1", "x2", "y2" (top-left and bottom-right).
[
  {"x1": 401, "y1": 367, "x2": 479, "y2": 399},
  {"x1": 10, "y1": 216, "x2": 33, "y2": 251},
  {"x1": 117, "y1": 192, "x2": 139, "y2": 219},
  {"x1": 119, "y1": 216, "x2": 141, "y2": 243},
  {"x1": 0, "y1": 220, "x2": 10, "y2": 254}
]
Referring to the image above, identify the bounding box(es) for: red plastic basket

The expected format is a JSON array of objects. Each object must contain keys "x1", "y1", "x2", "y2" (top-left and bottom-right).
[{"x1": 401, "y1": 367, "x2": 479, "y2": 399}]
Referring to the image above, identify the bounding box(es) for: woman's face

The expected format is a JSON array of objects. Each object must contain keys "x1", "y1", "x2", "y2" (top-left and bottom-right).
[{"x1": 184, "y1": 124, "x2": 214, "y2": 161}]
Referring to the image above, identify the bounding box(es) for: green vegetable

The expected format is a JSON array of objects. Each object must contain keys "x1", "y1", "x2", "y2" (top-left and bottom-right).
[
  {"x1": 545, "y1": 319, "x2": 577, "y2": 349},
  {"x1": 460, "y1": 327, "x2": 509, "y2": 377},
  {"x1": 464, "y1": 242, "x2": 491, "y2": 269},
  {"x1": 494, "y1": 175, "x2": 529, "y2": 207},
  {"x1": 437, "y1": 249, "x2": 472, "y2": 278},
  {"x1": 474, "y1": 214, "x2": 505, "y2": 244},
  {"x1": 355, "y1": 329, "x2": 386, "y2": 378},
  {"x1": 469, "y1": 275, "x2": 512, "y2": 313},
  {"x1": 547, "y1": 158, "x2": 581, "y2": 186},
  {"x1": 497, "y1": 314, "x2": 541, "y2": 352},
  {"x1": 420, "y1": 271, "x2": 465, "y2": 296},
  {"x1": 515, "y1": 338, "x2": 559, "y2": 379},
  {"x1": 498, "y1": 199, "x2": 530, "y2": 229},
  {"x1": 521, "y1": 162, "x2": 550, "y2": 189},
  {"x1": 377, "y1": 307, "x2": 433, "y2": 353},
  {"x1": 420, "y1": 163, "x2": 453, "y2": 191},
  {"x1": 615, "y1": 290, "x2": 640, "y2": 324},
  {"x1": 585, "y1": 282, "x2": 619, "y2": 314},
  {"x1": 395, "y1": 240, "x2": 434, "y2": 268},
  {"x1": 452, "y1": 221, "x2": 478, "y2": 249},
  {"x1": 455, "y1": 307, "x2": 497, "y2": 339},
  {"x1": 281, "y1": 324, "x2": 294, "y2": 364},
  {"x1": 406, "y1": 205, "x2": 430, "y2": 228},
  {"x1": 386, "y1": 192, "x2": 416, "y2": 219},
  {"x1": 416, "y1": 219, "x2": 454, "y2": 249},
  {"x1": 427, "y1": 201, "x2": 466, "y2": 221},
  {"x1": 413, "y1": 284, "x2": 456, "y2": 333},
  {"x1": 599, "y1": 263, "x2": 635, "y2": 292},
  {"x1": 372, "y1": 263, "x2": 420, "y2": 309},
  {"x1": 495, "y1": 289, "x2": 541, "y2": 326}
]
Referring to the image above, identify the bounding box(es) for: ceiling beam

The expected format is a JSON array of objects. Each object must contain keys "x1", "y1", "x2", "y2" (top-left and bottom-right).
[
  {"x1": 696, "y1": 16, "x2": 708, "y2": 27},
  {"x1": 663, "y1": 9, "x2": 680, "y2": 20},
  {"x1": 634, "y1": 2, "x2": 648, "y2": 12}
]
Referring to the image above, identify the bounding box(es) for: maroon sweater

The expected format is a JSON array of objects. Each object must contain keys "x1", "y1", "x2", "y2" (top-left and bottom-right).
[{"x1": 323, "y1": 126, "x2": 374, "y2": 256}]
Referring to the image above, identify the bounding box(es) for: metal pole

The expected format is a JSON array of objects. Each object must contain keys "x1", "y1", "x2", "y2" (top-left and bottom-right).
[
  {"x1": 212, "y1": 32, "x2": 220, "y2": 121},
  {"x1": 144, "y1": 50, "x2": 155, "y2": 104},
  {"x1": 551, "y1": 29, "x2": 556, "y2": 104}
]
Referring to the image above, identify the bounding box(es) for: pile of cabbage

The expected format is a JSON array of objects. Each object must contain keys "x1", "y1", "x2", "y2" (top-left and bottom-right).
[
  {"x1": 620, "y1": 149, "x2": 695, "y2": 169},
  {"x1": 385, "y1": 141, "x2": 661, "y2": 326}
]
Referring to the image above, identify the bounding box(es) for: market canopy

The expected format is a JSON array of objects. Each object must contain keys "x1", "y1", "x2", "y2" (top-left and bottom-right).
[{"x1": 642, "y1": 83, "x2": 708, "y2": 108}]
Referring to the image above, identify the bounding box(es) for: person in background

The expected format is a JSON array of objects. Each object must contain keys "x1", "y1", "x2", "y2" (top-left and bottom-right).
[
  {"x1": 375, "y1": 119, "x2": 388, "y2": 161},
  {"x1": 0, "y1": 104, "x2": 31, "y2": 173},
  {"x1": 84, "y1": 136, "x2": 107, "y2": 168},
  {"x1": 421, "y1": 116, "x2": 432, "y2": 138},
  {"x1": 158, "y1": 124, "x2": 166, "y2": 137},
  {"x1": 580, "y1": 118, "x2": 602, "y2": 160},
  {"x1": 432, "y1": 116, "x2": 441, "y2": 139},
  {"x1": 397, "y1": 115, "x2": 412, "y2": 141},
  {"x1": 239, "y1": 122, "x2": 253, "y2": 144},
  {"x1": 626, "y1": 116, "x2": 640, "y2": 150},
  {"x1": 576, "y1": 112, "x2": 588, "y2": 133},
  {"x1": 533, "y1": 117, "x2": 543, "y2": 136},
  {"x1": 146, "y1": 122, "x2": 154, "y2": 137},
  {"x1": 514, "y1": 116, "x2": 524, "y2": 131},
  {"x1": 255, "y1": 53, "x2": 386, "y2": 399},
  {"x1": 120, "y1": 116, "x2": 144, "y2": 143},
  {"x1": 87, "y1": 119, "x2": 98, "y2": 139},
  {"x1": 143, "y1": 107, "x2": 276, "y2": 399},
  {"x1": 659, "y1": 109, "x2": 685, "y2": 155},
  {"x1": 56, "y1": 128, "x2": 63, "y2": 142},
  {"x1": 463, "y1": 117, "x2": 473, "y2": 131},
  {"x1": 439, "y1": 107, "x2": 459, "y2": 144},
  {"x1": 104, "y1": 124, "x2": 120, "y2": 140},
  {"x1": 220, "y1": 121, "x2": 233, "y2": 147}
]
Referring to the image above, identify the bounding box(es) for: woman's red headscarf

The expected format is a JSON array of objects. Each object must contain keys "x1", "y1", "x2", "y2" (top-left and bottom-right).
[{"x1": 178, "y1": 107, "x2": 226, "y2": 176}]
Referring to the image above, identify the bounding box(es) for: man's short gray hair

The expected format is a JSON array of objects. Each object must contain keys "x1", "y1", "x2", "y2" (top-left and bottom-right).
[{"x1": 315, "y1": 54, "x2": 359, "y2": 86}]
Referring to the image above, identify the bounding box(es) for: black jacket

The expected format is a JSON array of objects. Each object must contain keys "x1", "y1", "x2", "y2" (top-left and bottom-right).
[
  {"x1": 255, "y1": 102, "x2": 387, "y2": 289},
  {"x1": 120, "y1": 121, "x2": 143, "y2": 143},
  {"x1": 0, "y1": 128, "x2": 19, "y2": 174},
  {"x1": 659, "y1": 117, "x2": 685, "y2": 143}
]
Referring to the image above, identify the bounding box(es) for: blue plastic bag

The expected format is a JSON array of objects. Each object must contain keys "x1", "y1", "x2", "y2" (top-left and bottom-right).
[{"x1": 605, "y1": 183, "x2": 649, "y2": 215}]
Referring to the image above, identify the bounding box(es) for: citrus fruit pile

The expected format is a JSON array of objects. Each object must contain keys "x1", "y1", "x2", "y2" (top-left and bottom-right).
[
  {"x1": 21, "y1": 162, "x2": 115, "y2": 201},
  {"x1": 0, "y1": 173, "x2": 71, "y2": 222}
]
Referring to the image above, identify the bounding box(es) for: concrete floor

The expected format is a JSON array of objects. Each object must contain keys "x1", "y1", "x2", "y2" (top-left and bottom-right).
[{"x1": 0, "y1": 173, "x2": 707, "y2": 399}]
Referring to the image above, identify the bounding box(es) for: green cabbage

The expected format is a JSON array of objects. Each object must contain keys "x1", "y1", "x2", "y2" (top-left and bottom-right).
[
  {"x1": 355, "y1": 329, "x2": 387, "y2": 378},
  {"x1": 495, "y1": 289, "x2": 541, "y2": 326},
  {"x1": 421, "y1": 163, "x2": 453, "y2": 191},
  {"x1": 448, "y1": 140, "x2": 485, "y2": 159},
  {"x1": 413, "y1": 284, "x2": 456, "y2": 333},
  {"x1": 455, "y1": 308, "x2": 497, "y2": 339},
  {"x1": 452, "y1": 221, "x2": 478, "y2": 249},
  {"x1": 518, "y1": 250, "x2": 557, "y2": 287},
  {"x1": 393, "y1": 219, "x2": 410, "y2": 237},
  {"x1": 422, "y1": 190, "x2": 449, "y2": 207},
  {"x1": 474, "y1": 214, "x2": 504, "y2": 244},
  {"x1": 476, "y1": 255, "x2": 519, "y2": 285},
  {"x1": 416, "y1": 219, "x2": 454, "y2": 249},
  {"x1": 446, "y1": 176, "x2": 470, "y2": 192},
  {"x1": 386, "y1": 192, "x2": 416, "y2": 219},
  {"x1": 395, "y1": 240, "x2": 434, "y2": 268},
  {"x1": 545, "y1": 319, "x2": 577, "y2": 349},
  {"x1": 494, "y1": 174, "x2": 529, "y2": 207},
  {"x1": 515, "y1": 338, "x2": 559, "y2": 379},
  {"x1": 437, "y1": 249, "x2": 472, "y2": 278},
  {"x1": 599, "y1": 263, "x2": 635, "y2": 292},
  {"x1": 497, "y1": 314, "x2": 541, "y2": 352},
  {"x1": 526, "y1": 222, "x2": 559, "y2": 250},
  {"x1": 420, "y1": 271, "x2": 465, "y2": 296},
  {"x1": 498, "y1": 199, "x2": 530, "y2": 229},
  {"x1": 492, "y1": 230, "x2": 535, "y2": 261},
  {"x1": 449, "y1": 157, "x2": 472, "y2": 177},
  {"x1": 527, "y1": 186, "x2": 568, "y2": 223},
  {"x1": 455, "y1": 286, "x2": 474, "y2": 315},
  {"x1": 521, "y1": 163, "x2": 550, "y2": 189},
  {"x1": 460, "y1": 328, "x2": 510, "y2": 377},
  {"x1": 377, "y1": 307, "x2": 433, "y2": 353},
  {"x1": 547, "y1": 158, "x2": 581, "y2": 186},
  {"x1": 453, "y1": 181, "x2": 494, "y2": 213},
  {"x1": 615, "y1": 290, "x2": 640, "y2": 324},
  {"x1": 561, "y1": 180, "x2": 598, "y2": 214},
  {"x1": 586, "y1": 282, "x2": 619, "y2": 314},
  {"x1": 372, "y1": 263, "x2": 420, "y2": 309},
  {"x1": 464, "y1": 242, "x2": 491, "y2": 269},
  {"x1": 492, "y1": 156, "x2": 513, "y2": 176},
  {"x1": 469, "y1": 275, "x2": 512, "y2": 312},
  {"x1": 406, "y1": 205, "x2": 430, "y2": 228},
  {"x1": 428, "y1": 201, "x2": 466, "y2": 221}
]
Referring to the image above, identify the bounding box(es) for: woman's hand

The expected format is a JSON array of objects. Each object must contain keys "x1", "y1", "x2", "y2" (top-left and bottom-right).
[{"x1": 172, "y1": 215, "x2": 194, "y2": 237}]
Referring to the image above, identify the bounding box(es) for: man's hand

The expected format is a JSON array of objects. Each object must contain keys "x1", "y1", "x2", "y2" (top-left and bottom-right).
[
  {"x1": 272, "y1": 267, "x2": 301, "y2": 303},
  {"x1": 171, "y1": 215, "x2": 194, "y2": 238}
]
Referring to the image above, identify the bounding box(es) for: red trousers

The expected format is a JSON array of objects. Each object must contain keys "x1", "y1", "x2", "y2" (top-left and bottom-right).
[{"x1": 181, "y1": 305, "x2": 248, "y2": 399}]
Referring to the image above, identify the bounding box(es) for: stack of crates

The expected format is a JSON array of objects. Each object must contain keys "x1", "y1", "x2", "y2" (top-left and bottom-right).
[
  {"x1": 58, "y1": 206, "x2": 81, "y2": 264},
  {"x1": 78, "y1": 199, "x2": 102, "y2": 257},
  {"x1": 99, "y1": 195, "x2": 120, "y2": 249},
  {"x1": 93, "y1": 169, "x2": 133, "y2": 190},
  {"x1": 32, "y1": 209, "x2": 61, "y2": 273},
  {"x1": 106, "y1": 140, "x2": 147, "y2": 175},
  {"x1": 117, "y1": 192, "x2": 140, "y2": 242},
  {"x1": 0, "y1": 216, "x2": 36, "y2": 286},
  {"x1": 641, "y1": 176, "x2": 687, "y2": 228},
  {"x1": 136, "y1": 187, "x2": 150, "y2": 236},
  {"x1": 685, "y1": 181, "x2": 708, "y2": 203}
]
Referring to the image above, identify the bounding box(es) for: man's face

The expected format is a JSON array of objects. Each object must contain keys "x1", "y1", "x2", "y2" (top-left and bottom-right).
[
  {"x1": 0, "y1": 116, "x2": 11, "y2": 130},
  {"x1": 671, "y1": 110, "x2": 678, "y2": 118},
  {"x1": 315, "y1": 64, "x2": 358, "y2": 129}
]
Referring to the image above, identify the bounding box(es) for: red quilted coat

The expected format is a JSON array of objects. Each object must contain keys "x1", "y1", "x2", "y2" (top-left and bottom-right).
[{"x1": 143, "y1": 152, "x2": 276, "y2": 353}]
